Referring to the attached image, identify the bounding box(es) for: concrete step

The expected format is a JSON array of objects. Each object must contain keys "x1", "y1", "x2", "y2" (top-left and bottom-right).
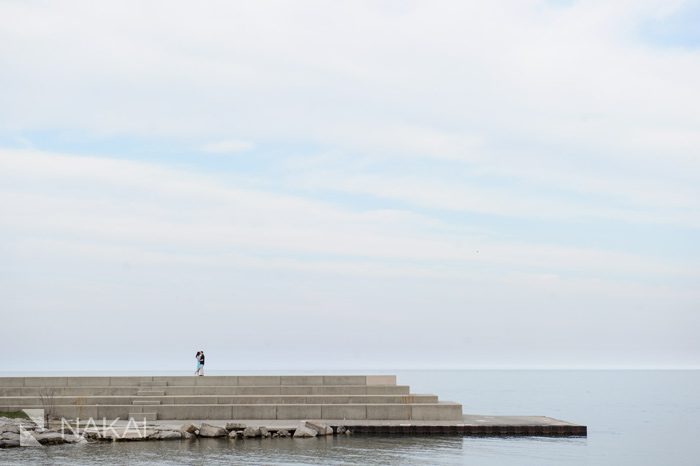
[
  {"x1": 137, "y1": 390, "x2": 165, "y2": 396},
  {"x1": 133, "y1": 400, "x2": 161, "y2": 405},
  {"x1": 0, "y1": 394, "x2": 438, "y2": 406},
  {"x1": 0, "y1": 385, "x2": 411, "y2": 397},
  {"x1": 32, "y1": 402, "x2": 463, "y2": 421},
  {"x1": 0, "y1": 375, "x2": 396, "y2": 388},
  {"x1": 128, "y1": 412, "x2": 157, "y2": 422},
  {"x1": 140, "y1": 380, "x2": 168, "y2": 387}
]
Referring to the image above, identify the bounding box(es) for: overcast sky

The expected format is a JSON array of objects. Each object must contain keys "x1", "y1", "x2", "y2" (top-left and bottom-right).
[{"x1": 1, "y1": 0, "x2": 698, "y2": 371}]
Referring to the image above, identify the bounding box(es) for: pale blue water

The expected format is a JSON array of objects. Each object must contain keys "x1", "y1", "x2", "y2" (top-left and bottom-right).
[{"x1": 1, "y1": 370, "x2": 698, "y2": 465}]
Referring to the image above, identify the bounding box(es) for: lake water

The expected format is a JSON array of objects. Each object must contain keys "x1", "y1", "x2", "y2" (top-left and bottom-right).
[{"x1": 1, "y1": 370, "x2": 698, "y2": 465}]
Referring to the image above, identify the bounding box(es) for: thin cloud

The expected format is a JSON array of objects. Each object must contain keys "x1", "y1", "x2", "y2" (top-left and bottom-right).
[{"x1": 200, "y1": 139, "x2": 254, "y2": 154}]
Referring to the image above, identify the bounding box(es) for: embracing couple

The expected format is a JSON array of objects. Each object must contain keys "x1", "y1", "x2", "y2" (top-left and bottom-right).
[{"x1": 194, "y1": 350, "x2": 205, "y2": 376}]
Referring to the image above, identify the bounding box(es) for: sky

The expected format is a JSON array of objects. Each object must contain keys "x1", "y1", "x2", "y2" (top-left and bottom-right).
[{"x1": 1, "y1": 0, "x2": 698, "y2": 371}]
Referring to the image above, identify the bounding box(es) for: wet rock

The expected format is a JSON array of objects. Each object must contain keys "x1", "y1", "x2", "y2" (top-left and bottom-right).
[
  {"x1": 293, "y1": 422, "x2": 317, "y2": 438},
  {"x1": 225, "y1": 422, "x2": 247, "y2": 431},
  {"x1": 81, "y1": 429, "x2": 101, "y2": 440},
  {"x1": 276, "y1": 429, "x2": 291, "y2": 438},
  {"x1": 104, "y1": 429, "x2": 156, "y2": 441},
  {"x1": 259, "y1": 427, "x2": 271, "y2": 438},
  {"x1": 0, "y1": 439, "x2": 20, "y2": 448},
  {"x1": 198, "y1": 423, "x2": 227, "y2": 438},
  {"x1": 242, "y1": 426, "x2": 261, "y2": 438},
  {"x1": 34, "y1": 431, "x2": 65, "y2": 445},
  {"x1": 336, "y1": 425, "x2": 346, "y2": 435},
  {"x1": 179, "y1": 424, "x2": 198, "y2": 434},
  {"x1": 183, "y1": 432, "x2": 195, "y2": 439},
  {"x1": 1, "y1": 424, "x2": 20, "y2": 434},
  {"x1": 1, "y1": 432, "x2": 20, "y2": 441},
  {"x1": 151, "y1": 430, "x2": 182, "y2": 440},
  {"x1": 63, "y1": 434, "x2": 88, "y2": 444},
  {"x1": 305, "y1": 421, "x2": 333, "y2": 436}
]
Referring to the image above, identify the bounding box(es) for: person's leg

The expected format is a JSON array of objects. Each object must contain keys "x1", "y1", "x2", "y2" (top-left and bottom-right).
[{"x1": 199, "y1": 364, "x2": 204, "y2": 376}]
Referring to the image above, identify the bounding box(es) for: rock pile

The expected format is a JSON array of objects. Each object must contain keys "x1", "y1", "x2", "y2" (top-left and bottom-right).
[{"x1": 0, "y1": 416, "x2": 351, "y2": 448}]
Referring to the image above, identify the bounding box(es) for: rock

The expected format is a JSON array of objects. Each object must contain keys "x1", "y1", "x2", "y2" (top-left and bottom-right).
[
  {"x1": 305, "y1": 421, "x2": 333, "y2": 436},
  {"x1": 344, "y1": 429, "x2": 352, "y2": 435},
  {"x1": 228, "y1": 430, "x2": 239, "y2": 439},
  {"x1": 198, "y1": 423, "x2": 227, "y2": 438},
  {"x1": 34, "y1": 431, "x2": 65, "y2": 445},
  {"x1": 1, "y1": 424, "x2": 20, "y2": 434},
  {"x1": 276, "y1": 429, "x2": 291, "y2": 438},
  {"x1": 225, "y1": 422, "x2": 247, "y2": 432},
  {"x1": 151, "y1": 430, "x2": 182, "y2": 440},
  {"x1": 293, "y1": 422, "x2": 317, "y2": 438},
  {"x1": 0, "y1": 439, "x2": 21, "y2": 448},
  {"x1": 2, "y1": 432, "x2": 20, "y2": 441},
  {"x1": 179, "y1": 423, "x2": 198, "y2": 434},
  {"x1": 242, "y1": 426, "x2": 261, "y2": 438},
  {"x1": 272, "y1": 432, "x2": 279, "y2": 438},
  {"x1": 123, "y1": 430, "x2": 156, "y2": 441},
  {"x1": 259, "y1": 427, "x2": 271, "y2": 438},
  {"x1": 81, "y1": 429, "x2": 101, "y2": 440},
  {"x1": 63, "y1": 434, "x2": 88, "y2": 444},
  {"x1": 336, "y1": 425, "x2": 346, "y2": 435},
  {"x1": 103, "y1": 429, "x2": 156, "y2": 441},
  {"x1": 183, "y1": 432, "x2": 195, "y2": 439}
]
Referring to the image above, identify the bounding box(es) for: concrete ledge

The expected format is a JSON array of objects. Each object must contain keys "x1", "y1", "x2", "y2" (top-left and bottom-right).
[
  {"x1": 280, "y1": 376, "x2": 324, "y2": 386},
  {"x1": 322, "y1": 376, "x2": 366, "y2": 385},
  {"x1": 0, "y1": 384, "x2": 412, "y2": 397},
  {"x1": 276, "y1": 405, "x2": 322, "y2": 419},
  {"x1": 238, "y1": 376, "x2": 281, "y2": 386},
  {"x1": 27, "y1": 403, "x2": 463, "y2": 420},
  {"x1": 366, "y1": 375, "x2": 396, "y2": 385},
  {"x1": 411, "y1": 403, "x2": 463, "y2": 421},
  {"x1": 321, "y1": 405, "x2": 367, "y2": 420}
]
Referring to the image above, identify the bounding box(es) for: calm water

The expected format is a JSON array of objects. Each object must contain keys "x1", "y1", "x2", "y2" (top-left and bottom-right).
[{"x1": 1, "y1": 370, "x2": 698, "y2": 465}]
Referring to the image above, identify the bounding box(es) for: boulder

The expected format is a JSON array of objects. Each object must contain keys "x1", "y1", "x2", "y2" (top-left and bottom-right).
[
  {"x1": 81, "y1": 429, "x2": 101, "y2": 440},
  {"x1": 228, "y1": 430, "x2": 241, "y2": 439},
  {"x1": 259, "y1": 427, "x2": 271, "y2": 438},
  {"x1": 63, "y1": 434, "x2": 88, "y2": 444},
  {"x1": 151, "y1": 430, "x2": 182, "y2": 440},
  {"x1": 179, "y1": 424, "x2": 198, "y2": 434},
  {"x1": 305, "y1": 421, "x2": 333, "y2": 436},
  {"x1": 34, "y1": 431, "x2": 65, "y2": 445},
  {"x1": 1, "y1": 432, "x2": 20, "y2": 441},
  {"x1": 225, "y1": 422, "x2": 247, "y2": 432},
  {"x1": 242, "y1": 427, "x2": 261, "y2": 438},
  {"x1": 1, "y1": 424, "x2": 20, "y2": 434},
  {"x1": 105, "y1": 430, "x2": 156, "y2": 441},
  {"x1": 336, "y1": 425, "x2": 346, "y2": 435},
  {"x1": 198, "y1": 423, "x2": 227, "y2": 438},
  {"x1": 292, "y1": 423, "x2": 317, "y2": 438},
  {"x1": 276, "y1": 429, "x2": 291, "y2": 438},
  {"x1": 0, "y1": 439, "x2": 21, "y2": 448},
  {"x1": 183, "y1": 432, "x2": 195, "y2": 439}
]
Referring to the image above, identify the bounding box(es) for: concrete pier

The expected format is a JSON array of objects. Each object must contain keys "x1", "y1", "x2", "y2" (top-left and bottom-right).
[{"x1": 0, "y1": 376, "x2": 586, "y2": 436}]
